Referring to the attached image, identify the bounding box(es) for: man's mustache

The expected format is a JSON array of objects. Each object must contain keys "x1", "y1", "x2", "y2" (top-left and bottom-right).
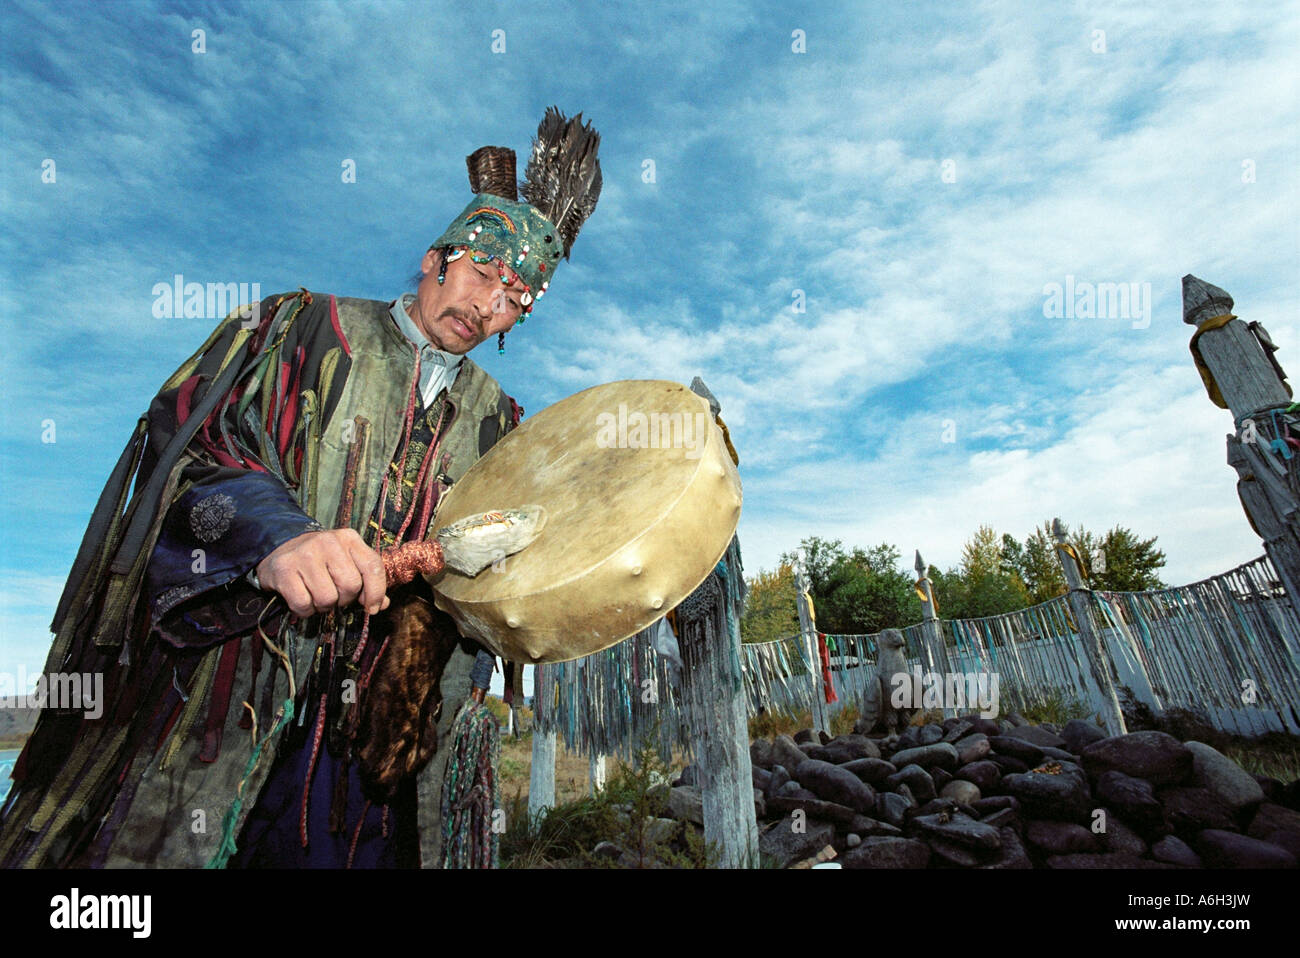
[{"x1": 444, "y1": 308, "x2": 482, "y2": 339}]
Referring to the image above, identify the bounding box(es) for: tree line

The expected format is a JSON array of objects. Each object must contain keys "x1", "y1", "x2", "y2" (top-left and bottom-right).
[{"x1": 739, "y1": 521, "x2": 1167, "y2": 644}]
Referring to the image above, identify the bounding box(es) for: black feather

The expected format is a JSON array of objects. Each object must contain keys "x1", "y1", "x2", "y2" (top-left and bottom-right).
[{"x1": 519, "y1": 107, "x2": 602, "y2": 258}]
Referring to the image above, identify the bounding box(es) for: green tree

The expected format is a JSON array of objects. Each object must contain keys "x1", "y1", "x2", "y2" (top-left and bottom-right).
[
  {"x1": 933, "y1": 524, "x2": 1030, "y2": 619},
  {"x1": 779, "y1": 536, "x2": 846, "y2": 598},
  {"x1": 1000, "y1": 533, "x2": 1026, "y2": 582},
  {"x1": 1091, "y1": 526, "x2": 1167, "y2": 592},
  {"x1": 824, "y1": 544, "x2": 920, "y2": 634},
  {"x1": 1016, "y1": 521, "x2": 1069, "y2": 605},
  {"x1": 927, "y1": 564, "x2": 962, "y2": 618},
  {"x1": 780, "y1": 538, "x2": 919, "y2": 634},
  {"x1": 740, "y1": 562, "x2": 800, "y2": 643},
  {"x1": 1006, "y1": 520, "x2": 1165, "y2": 600}
]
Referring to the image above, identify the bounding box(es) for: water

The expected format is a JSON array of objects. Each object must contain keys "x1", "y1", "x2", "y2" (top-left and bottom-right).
[{"x1": 0, "y1": 749, "x2": 18, "y2": 804}]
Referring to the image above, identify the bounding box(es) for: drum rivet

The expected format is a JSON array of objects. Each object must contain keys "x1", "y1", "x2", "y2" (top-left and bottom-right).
[
  {"x1": 632, "y1": 565, "x2": 642, "y2": 576},
  {"x1": 651, "y1": 597, "x2": 663, "y2": 609},
  {"x1": 507, "y1": 617, "x2": 520, "y2": 628}
]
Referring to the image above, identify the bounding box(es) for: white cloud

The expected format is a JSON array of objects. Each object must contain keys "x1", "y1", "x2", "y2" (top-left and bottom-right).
[{"x1": 2, "y1": 0, "x2": 1296, "y2": 653}]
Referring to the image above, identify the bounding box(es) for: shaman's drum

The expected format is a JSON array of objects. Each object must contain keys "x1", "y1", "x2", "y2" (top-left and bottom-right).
[{"x1": 429, "y1": 380, "x2": 742, "y2": 663}]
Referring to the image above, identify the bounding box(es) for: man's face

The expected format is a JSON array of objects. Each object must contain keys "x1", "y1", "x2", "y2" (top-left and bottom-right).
[{"x1": 408, "y1": 248, "x2": 526, "y2": 355}]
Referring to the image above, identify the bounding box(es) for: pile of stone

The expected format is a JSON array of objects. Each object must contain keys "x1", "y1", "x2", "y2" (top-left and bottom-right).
[{"x1": 668, "y1": 714, "x2": 1300, "y2": 869}]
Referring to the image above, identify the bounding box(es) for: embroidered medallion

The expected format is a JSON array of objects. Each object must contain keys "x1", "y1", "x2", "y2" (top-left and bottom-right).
[{"x1": 190, "y1": 493, "x2": 236, "y2": 543}]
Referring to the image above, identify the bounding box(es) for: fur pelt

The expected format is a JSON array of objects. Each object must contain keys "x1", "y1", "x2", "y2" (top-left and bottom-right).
[{"x1": 352, "y1": 584, "x2": 462, "y2": 799}]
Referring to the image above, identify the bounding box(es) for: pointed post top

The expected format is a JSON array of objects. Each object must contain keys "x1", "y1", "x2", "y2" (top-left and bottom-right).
[
  {"x1": 793, "y1": 547, "x2": 809, "y2": 592},
  {"x1": 914, "y1": 549, "x2": 926, "y2": 575},
  {"x1": 1051, "y1": 516, "x2": 1065, "y2": 539},
  {"x1": 689, "y1": 376, "x2": 721, "y2": 418},
  {"x1": 1182, "y1": 274, "x2": 1235, "y2": 327}
]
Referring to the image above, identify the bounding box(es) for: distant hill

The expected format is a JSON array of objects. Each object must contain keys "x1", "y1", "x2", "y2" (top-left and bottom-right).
[{"x1": 0, "y1": 706, "x2": 39, "y2": 745}]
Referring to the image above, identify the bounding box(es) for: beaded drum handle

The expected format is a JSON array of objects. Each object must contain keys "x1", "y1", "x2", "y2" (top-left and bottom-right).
[{"x1": 379, "y1": 540, "x2": 445, "y2": 586}]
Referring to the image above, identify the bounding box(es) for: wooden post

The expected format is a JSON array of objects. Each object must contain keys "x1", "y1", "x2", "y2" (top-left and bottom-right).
[
  {"x1": 678, "y1": 574, "x2": 760, "y2": 867},
  {"x1": 1052, "y1": 517, "x2": 1127, "y2": 736},
  {"x1": 588, "y1": 754, "x2": 606, "y2": 795},
  {"x1": 528, "y1": 727, "x2": 556, "y2": 825},
  {"x1": 1183, "y1": 275, "x2": 1300, "y2": 605},
  {"x1": 793, "y1": 548, "x2": 828, "y2": 735},
  {"x1": 915, "y1": 550, "x2": 954, "y2": 719}
]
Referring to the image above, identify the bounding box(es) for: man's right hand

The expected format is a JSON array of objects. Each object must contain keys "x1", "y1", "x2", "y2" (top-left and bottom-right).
[{"x1": 254, "y1": 528, "x2": 391, "y2": 618}]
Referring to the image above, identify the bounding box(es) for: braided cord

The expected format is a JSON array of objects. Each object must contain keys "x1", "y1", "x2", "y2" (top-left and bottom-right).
[{"x1": 439, "y1": 701, "x2": 500, "y2": 868}]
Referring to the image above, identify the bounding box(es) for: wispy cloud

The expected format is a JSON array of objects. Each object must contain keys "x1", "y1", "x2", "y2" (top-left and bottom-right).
[{"x1": 1, "y1": 0, "x2": 1296, "y2": 677}]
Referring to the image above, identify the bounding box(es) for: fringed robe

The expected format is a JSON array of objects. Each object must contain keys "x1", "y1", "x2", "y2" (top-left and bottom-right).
[{"x1": 0, "y1": 290, "x2": 521, "y2": 868}]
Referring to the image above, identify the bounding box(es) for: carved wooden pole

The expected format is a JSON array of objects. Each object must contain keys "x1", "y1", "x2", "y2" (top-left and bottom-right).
[
  {"x1": 1183, "y1": 274, "x2": 1300, "y2": 604},
  {"x1": 1053, "y1": 518, "x2": 1127, "y2": 735},
  {"x1": 528, "y1": 738, "x2": 556, "y2": 823},
  {"x1": 588, "y1": 754, "x2": 607, "y2": 795},
  {"x1": 677, "y1": 537, "x2": 760, "y2": 868},
  {"x1": 674, "y1": 381, "x2": 759, "y2": 867},
  {"x1": 914, "y1": 550, "x2": 954, "y2": 719},
  {"x1": 793, "y1": 548, "x2": 828, "y2": 734},
  {"x1": 528, "y1": 664, "x2": 556, "y2": 824}
]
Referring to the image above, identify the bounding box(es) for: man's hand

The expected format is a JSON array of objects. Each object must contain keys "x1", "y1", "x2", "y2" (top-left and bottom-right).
[{"x1": 255, "y1": 528, "x2": 391, "y2": 617}]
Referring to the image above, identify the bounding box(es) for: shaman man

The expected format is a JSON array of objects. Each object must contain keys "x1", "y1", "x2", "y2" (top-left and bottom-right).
[{"x1": 0, "y1": 108, "x2": 602, "y2": 869}]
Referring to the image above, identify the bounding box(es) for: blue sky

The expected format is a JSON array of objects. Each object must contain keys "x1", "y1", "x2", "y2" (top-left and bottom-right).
[{"x1": 1, "y1": 0, "x2": 1298, "y2": 685}]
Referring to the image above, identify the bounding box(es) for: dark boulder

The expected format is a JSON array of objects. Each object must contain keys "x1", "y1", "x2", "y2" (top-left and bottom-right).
[
  {"x1": 839, "y1": 836, "x2": 930, "y2": 869},
  {"x1": 885, "y1": 764, "x2": 937, "y2": 804},
  {"x1": 987, "y1": 753, "x2": 1030, "y2": 775},
  {"x1": 1196, "y1": 829, "x2": 1297, "y2": 868},
  {"x1": 1158, "y1": 786, "x2": 1236, "y2": 838},
  {"x1": 1095, "y1": 770, "x2": 1167, "y2": 837},
  {"x1": 1081, "y1": 731, "x2": 1193, "y2": 787},
  {"x1": 1061, "y1": 719, "x2": 1107, "y2": 754},
  {"x1": 1003, "y1": 725, "x2": 1067, "y2": 749},
  {"x1": 1151, "y1": 835, "x2": 1201, "y2": 867},
  {"x1": 840, "y1": 757, "x2": 896, "y2": 786},
  {"x1": 956, "y1": 760, "x2": 1001, "y2": 793},
  {"x1": 989, "y1": 735, "x2": 1045, "y2": 766},
  {"x1": 794, "y1": 759, "x2": 876, "y2": 813},
  {"x1": 759, "y1": 819, "x2": 835, "y2": 869},
  {"x1": 1025, "y1": 819, "x2": 1102, "y2": 855},
  {"x1": 1001, "y1": 763, "x2": 1093, "y2": 823}
]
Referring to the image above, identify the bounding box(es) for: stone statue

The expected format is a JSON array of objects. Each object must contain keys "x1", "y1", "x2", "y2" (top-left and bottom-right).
[{"x1": 856, "y1": 628, "x2": 914, "y2": 739}]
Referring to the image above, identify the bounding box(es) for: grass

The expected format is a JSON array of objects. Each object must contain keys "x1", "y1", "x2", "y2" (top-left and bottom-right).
[
  {"x1": 748, "y1": 704, "x2": 863, "y2": 741},
  {"x1": 1019, "y1": 686, "x2": 1097, "y2": 727},
  {"x1": 499, "y1": 729, "x2": 720, "y2": 868},
  {"x1": 1221, "y1": 737, "x2": 1300, "y2": 783},
  {"x1": 495, "y1": 729, "x2": 692, "y2": 809}
]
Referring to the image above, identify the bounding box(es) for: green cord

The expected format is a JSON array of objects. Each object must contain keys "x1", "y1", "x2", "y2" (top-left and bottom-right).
[{"x1": 205, "y1": 697, "x2": 296, "y2": 869}]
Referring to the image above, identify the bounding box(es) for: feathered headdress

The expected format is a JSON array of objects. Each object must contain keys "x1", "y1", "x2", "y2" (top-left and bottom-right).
[
  {"x1": 518, "y1": 107, "x2": 602, "y2": 260},
  {"x1": 430, "y1": 107, "x2": 603, "y2": 318}
]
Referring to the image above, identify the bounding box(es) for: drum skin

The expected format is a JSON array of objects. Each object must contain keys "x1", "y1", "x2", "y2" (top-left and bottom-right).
[{"x1": 429, "y1": 380, "x2": 742, "y2": 663}]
